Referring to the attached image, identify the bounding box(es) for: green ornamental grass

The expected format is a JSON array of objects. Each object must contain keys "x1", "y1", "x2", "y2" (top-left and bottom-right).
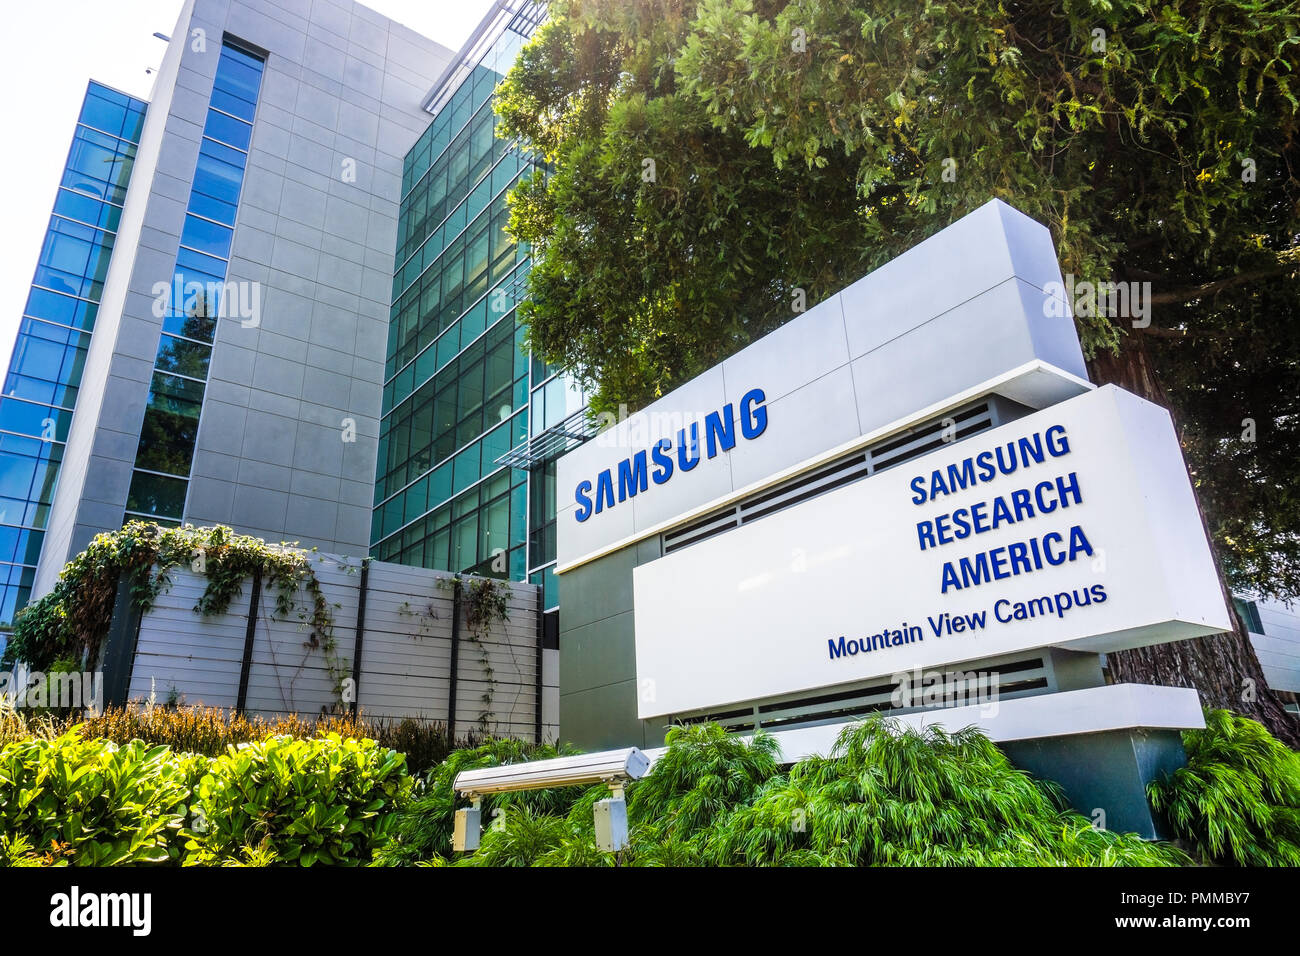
[{"x1": 1149, "y1": 709, "x2": 1300, "y2": 866}]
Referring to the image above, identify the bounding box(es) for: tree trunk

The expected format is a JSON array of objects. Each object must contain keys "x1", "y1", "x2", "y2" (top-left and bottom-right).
[{"x1": 1089, "y1": 335, "x2": 1300, "y2": 748}]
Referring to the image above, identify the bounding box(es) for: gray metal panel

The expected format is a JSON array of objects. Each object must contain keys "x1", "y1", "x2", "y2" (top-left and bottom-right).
[{"x1": 555, "y1": 199, "x2": 1091, "y2": 570}]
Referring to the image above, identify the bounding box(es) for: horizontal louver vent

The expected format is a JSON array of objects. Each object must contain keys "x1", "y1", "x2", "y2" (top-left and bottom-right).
[{"x1": 671, "y1": 656, "x2": 1049, "y2": 735}]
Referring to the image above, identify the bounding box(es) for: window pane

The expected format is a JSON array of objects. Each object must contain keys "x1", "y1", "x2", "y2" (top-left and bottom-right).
[
  {"x1": 134, "y1": 406, "x2": 199, "y2": 476},
  {"x1": 179, "y1": 215, "x2": 233, "y2": 259},
  {"x1": 154, "y1": 334, "x2": 211, "y2": 378},
  {"x1": 126, "y1": 470, "x2": 187, "y2": 518},
  {"x1": 203, "y1": 110, "x2": 252, "y2": 151},
  {"x1": 192, "y1": 151, "x2": 244, "y2": 205}
]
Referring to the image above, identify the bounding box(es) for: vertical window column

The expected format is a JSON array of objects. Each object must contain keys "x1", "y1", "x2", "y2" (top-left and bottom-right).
[{"x1": 124, "y1": 41, "x2": 264, "y2": 524}]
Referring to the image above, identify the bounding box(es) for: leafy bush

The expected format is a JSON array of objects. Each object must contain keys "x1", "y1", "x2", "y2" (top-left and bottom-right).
[
  {"x1": 1149, "y1": 708, "x2": 1300, "y2": 866},
  {"x1": 374, "y1": 737, "x2": 582, "y2": 865},
  {"x1": 0, "y1": 728, "x2": 204, "y2": 866},
  {"x1": 1, "y1": 704, "x2": 466, "y2": 778},
  {"x1": 629, "y1": 722, "x2": 779, "y2": 841},
  {"x1": 463, "y1": 724, "x2": 783, "y2": 867},
  {"x1": 701, "y1": 717, "x2": 1187, "y2": 866},
  {"x1": 186, "y1": 733, "x2": 410, "y2": 866}
]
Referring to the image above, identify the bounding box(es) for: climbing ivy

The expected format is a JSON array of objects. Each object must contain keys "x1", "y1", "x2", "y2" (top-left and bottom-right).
[
  {"x1": 3, "y1": 523, "x2": 338, "y2": 684},
  {"x1": 436, "y1": 575, "x2": 511, "y2": 734}
]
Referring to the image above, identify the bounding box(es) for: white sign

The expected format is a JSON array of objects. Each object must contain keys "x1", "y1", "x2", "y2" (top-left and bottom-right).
[
  {"x1": 632, "y1": 385, "x2": 1231, "y2": 719},
  {"x1": 556, "y1": 199, "x2": 1090, "y2": 571}
]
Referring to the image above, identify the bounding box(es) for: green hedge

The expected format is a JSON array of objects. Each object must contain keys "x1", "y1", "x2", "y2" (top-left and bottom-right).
[
  {"x1": 2, "y1": 708, "x2": 1297, "y2": 866},
  {"x1": 0, "y1": 729, "x2": 410, "y2": 867},
  {"x1": 0, "y1": 728, "x2": 203, "y2": 866},
  {"x1": 186, "y1": 733, "x2": 410, "y2": 866}
]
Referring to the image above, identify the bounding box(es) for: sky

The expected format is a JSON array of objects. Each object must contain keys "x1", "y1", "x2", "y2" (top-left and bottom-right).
[{"x1": 0, "y1": 0, "x2": 498, "y2": 361}]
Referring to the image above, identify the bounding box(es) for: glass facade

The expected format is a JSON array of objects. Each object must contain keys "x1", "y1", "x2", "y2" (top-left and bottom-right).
[
  {"x1": 0, "y1": 82, "x2": 147, "y2": 631},
  {"x1": 124, "y1": 41, "x2": 264, "y2": 525},
  {"x1": 373, "y1": 12, "x2": 568, "y2": 609}
]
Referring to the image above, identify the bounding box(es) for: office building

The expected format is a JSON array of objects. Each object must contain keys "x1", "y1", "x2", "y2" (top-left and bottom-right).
[
  {"x1": 369, "y1": 0, "x2": 579, "y2": 624},
  {"x1": 0, "y1": 83, "x2": 147, "y2": 627},
  {"x1": 1, "y1": 0, "x2": 455, "y2": 626}
]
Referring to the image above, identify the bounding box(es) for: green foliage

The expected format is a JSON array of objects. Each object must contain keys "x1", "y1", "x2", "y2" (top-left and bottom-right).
[
  {"x1": 702, "y1": 716, "x2": 1185, "y2": 865},
  {"x1": 498, "y1": 0, "x2": 1300, "y2": 599},
  {"x1": 184, "y1": 733, "x2": 410, "y2": 866},
  {"x1": 0, "y1": 703, "x2": 463, "y2": 777},
  {"x1": 3, "y1": 523, "x2": 337, "y2": 678},
  {"x1": 437, "y1": 575, "x2": 513, "y2": 733},
  {"x1": 0, "y1": 728, "x2": 203, "y2": 866},
  {"x1": 0, "y1": 833, "x2": 48, "y2": 867},
  {"x1": 1150, "y1": 708, "x2": 1300, "y2": 865},
  {"x1": 3, "y1": 709, "x2": 1295, "y2": 867},
  {"x1": 373, "y1": 737, "x2": 583, "y2": 865},
  {"x1": 495, "y1": 0, "x2": 874, "y2": 415},
  {"x1": 628, "y1": 722, "x2": 779, "y2": 842},
  {"x1": 462, "y1": 803, "x2": 601, "y2": 867}
]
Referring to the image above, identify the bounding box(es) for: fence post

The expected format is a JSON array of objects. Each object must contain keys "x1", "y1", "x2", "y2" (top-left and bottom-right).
[
  {"x1": 534, "y1": 583, "x2": 543, "y2": 744},
  {"x1": 99, "y1": 573, "x2": 144, "y2": 709},
  {"x1": 447, "y1": 576, "x2": 462, "y2": 739},
  {"x1": 349, "y1": 557, "x2": 370, "y2": 717},
  {"x1": 235, "y1": 566, "x2": 263, "y2": 714}
]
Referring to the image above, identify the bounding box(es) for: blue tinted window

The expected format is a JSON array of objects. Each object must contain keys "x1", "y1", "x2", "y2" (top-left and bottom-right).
[
  {"x1": 210, "y1": 87, "x2": 256, "y2": 122},
  {"x1": 25, "y1": 288, "x2": 97, "y2": 330},
  {"x1": 176, "y1": 244, "x2": 228, "y2": 277},
  {"x1": 214, "y1": 48, "x2": 264, "y2": 102},
  {"x1": 198, "y1": 137, "x2": 247, "y2": 172},
  {"x1": 122, "y1": 41, "x2": 263, "y2": 526},
  {"x1": 187, "y1": 190, "x2": 237, "y2": 226},
  {"x1": 78, "y1": 90, "x2": 127, "y2": 136},
  {"x1": 0, "y1": 397, "x2": 71, "y2": 442},
  {"x1": 202, "y1": 110, "x2": 252, "y2": 151},
  {"x1": 192, "y1": 150, "x2": 244, "y2": 200},
  {"x1": 54, "y1": 189, "x2": 120, "y2": 231},
  {"x1": 179, "y1": 215, "x2": 233, "y2": 259}
]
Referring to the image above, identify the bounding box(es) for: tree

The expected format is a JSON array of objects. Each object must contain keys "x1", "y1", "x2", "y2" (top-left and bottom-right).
[{"x1": 497, "y1": 0, "x2": 1300, "y2": 742}]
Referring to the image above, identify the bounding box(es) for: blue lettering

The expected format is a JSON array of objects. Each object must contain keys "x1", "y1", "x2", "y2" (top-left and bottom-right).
[
  {"x1": 594, "y1": 469, "x2": 616, "y2": 514},
  {"x1": 677, "y1": 423, "x2": 701, "y2": 472},
  {"x1": 740, "y1": 388, "x2": 767, "y2": 439},
  {"x1": 1045, "y1": 424, "x2": 1070, "y2": 456},
  {"x1": 575, "y1": 480, "x2": 593, "y2": 522},
  {"x1": 651, "y1": 438, "x2": 674, "y2": 484},
  {"x1": 705, "y1": 405, "x2": 736, "y2": 459},
  {"x1": 617, "y1": 451, "x2": 649, "y2": 501},
  {"x1": 947, "y1": 458, "x2": 977, "y2": 492}
]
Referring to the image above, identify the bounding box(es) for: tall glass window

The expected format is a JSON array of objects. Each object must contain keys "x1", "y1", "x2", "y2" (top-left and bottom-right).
[
  {"x1": 0, "y1": 82, "x2": 146, "y2": 633},
  {"x1": 124, "y1": 40, "x2": 264, "y2": 525},
  {"x1": 373, "y1": 15, "x2": 541, "y2": 585}
]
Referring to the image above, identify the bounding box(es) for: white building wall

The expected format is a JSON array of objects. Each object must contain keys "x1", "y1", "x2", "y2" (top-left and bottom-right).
[
  {"x1": 36, "y1": 0, "x2": 454, "y2": 597},
  {"x1": 1247, "y1": 597, "x2": 1300, "y2": 696}
]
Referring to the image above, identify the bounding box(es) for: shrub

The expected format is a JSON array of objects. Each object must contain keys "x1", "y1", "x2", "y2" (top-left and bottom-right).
[
  {"x1": 628, "y1": 722, "x2": 779, "y2": 841},
  {"x1": 1150, "y1": 708, "x2": 1300, "y2": 866},
  {"x1": 374, "y1": 737, "x2": 582, "y2": 865},
  {"x1": 701, "y1": 716, "x2": 1187, "y2": 866},
  {"x1": 186, "y1": 733, "x2": 410, "y2": 866},
  {"x1": 0, "y1": 728, "x2": 204, "y2": 866},
  {"x1": 0, "y1": 704, "x2": 466, "y2": 778}
]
